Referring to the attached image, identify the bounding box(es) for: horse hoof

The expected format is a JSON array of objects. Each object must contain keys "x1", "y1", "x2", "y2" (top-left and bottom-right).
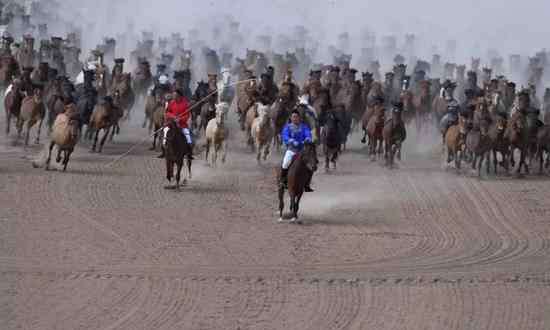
[
  {"x1": 277, "y1": 218, "x2": 284, "y2": 223},
  {"x1": 289, "y1": 218, "x2": 296, "y2": 223}
]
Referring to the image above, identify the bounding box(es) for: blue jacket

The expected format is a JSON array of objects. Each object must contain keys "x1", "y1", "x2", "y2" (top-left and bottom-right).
[{"x1": 282, "y1": 122, "x2": 312, "y2": 152}]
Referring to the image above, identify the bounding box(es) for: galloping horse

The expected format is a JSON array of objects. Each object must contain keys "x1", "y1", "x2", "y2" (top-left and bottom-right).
[
  {"x1": 163, "y1": 120, "x2": 193, "y2": 190},
  {"x1": 277, "y1": 141, "x2": 319, "y2": 223}
]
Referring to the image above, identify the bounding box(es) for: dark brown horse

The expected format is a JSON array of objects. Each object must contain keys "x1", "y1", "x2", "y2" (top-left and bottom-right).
[
  {"x1": 466, "y1": 100, "x2": 493, "y2": 176},
  {"x1": 412, "y1": 80, "x2": 432, "y2": 136},
  {"x1": 277, "y1": 142, "x2": 319, "y2": 223},
  {"x1": 506, "y1": 111, "x2": 530, "y2": 175},
  {"x1": 164, "y1": 120, "x2": 193, "y2": 190},
  {"x1": 4, "y1": 79, "x2": 24, "y2": 136},
  {"x1": 488, "y1": 114, "x2": 509, "y2": 174}
]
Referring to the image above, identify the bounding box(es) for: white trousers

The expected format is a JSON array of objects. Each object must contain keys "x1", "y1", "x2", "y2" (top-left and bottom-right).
[
  {"x1": 163, "y1": 127, "x2": 192, "y2": 146},
  {"x1": 282, "y1": 150, "x2": 296, "y2": 169}
]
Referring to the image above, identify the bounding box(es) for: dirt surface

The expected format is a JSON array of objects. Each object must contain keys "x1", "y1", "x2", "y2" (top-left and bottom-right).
[{"x1": 1, "y1": 109, "x2": 550, "y2": 329}]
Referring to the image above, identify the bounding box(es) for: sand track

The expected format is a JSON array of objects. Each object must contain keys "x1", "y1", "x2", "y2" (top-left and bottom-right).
[{"x1": 1, "y1": 115, "x2": 550, "y2": 329}]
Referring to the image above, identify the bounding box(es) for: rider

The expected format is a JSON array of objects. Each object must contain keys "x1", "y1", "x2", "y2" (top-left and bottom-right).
[
  {"x1": 280, "y1": 110, "x2": 314, "y2": 192},
  {"x1": 160, "y1": 88, "x2": 194, "y2": 159}
]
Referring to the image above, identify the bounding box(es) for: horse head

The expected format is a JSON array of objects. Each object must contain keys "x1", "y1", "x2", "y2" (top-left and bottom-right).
[
  {"x1": 302, "y1": 141, "x2": 319, "y2": 173},
  {"x1": 215, "y1": 102, "x2": 229, "y2": 126}
]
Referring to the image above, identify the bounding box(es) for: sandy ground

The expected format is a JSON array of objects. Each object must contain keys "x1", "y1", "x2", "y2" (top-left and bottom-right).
[{"x1": 1, "y1": 105, "x2": 550, "y2": 329}]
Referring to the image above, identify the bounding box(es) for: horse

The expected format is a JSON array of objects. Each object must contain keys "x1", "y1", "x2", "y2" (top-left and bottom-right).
[
  {"x1": 0, "y1": 55, "x2": 19, "y2": 93},
  {"x1": 382, "y1": 106, "x2": 407, "y2": 168},
  {"x1": 163, "y1": 120, "x2": 193, "y2": 190},
  {"x1": 19, "y1": 87, "x2": 46, "y2": 146},
  {"x1": 132, "y1": 60, "x2": 152, "y2": 101},
  {"x1": 535, "y1": 124, "x2": 550, "y2": 174},
  {"x1": 204, "y1": 102, "x2": 229, "y2": 167},
  {"x1": 150, "y1": 94, "x2": 166, "y2": 151},
  {"x1": 110, "y1": 73, "x2": 135, "y2": 121},
  {"x1": 363, "y1": 101, "x2": 385, "y2": 160},
  {"x1": 321, "y1": 111, "x2": 342, "y2": 171},
  {"x1": 191, "y1": 81, "x2": 210, "y2": 131},
  {"x1": 466, "y1": 100, "x2": 493, "y2": 176},
  {"x1": 412, "y1": 80, "x2": 432, "y2": 136},
  {"x1": 4, "y1": 79, "x2": 24, "y2": 136},
  {"x1": 144, "y1": 87, "x2": 169, "y2": 131},
  {"x1": 88, "y1": 94, "x2": 123, "y2": 152},
  {"x1": 277, "y1": 141, "x2": 319, "y2": 223},
  {"x1": 237, "y1": 79, "x2": 258, "y2": 131},
  {"x1": 46, "y1": 104, "x2": 80, "y2": 171},
  {"x1": 488, "y1": 113, "x2": 510, "y2": 174},
  {"x1": 251, "y1": 103, "x2": 273, "y2": 164},
  {"x1": 505, "y1": 111, "x2": 530, "y2": 175},
  {"x1": 445, "y1": 115, "x2": 469, "y2": 171}
]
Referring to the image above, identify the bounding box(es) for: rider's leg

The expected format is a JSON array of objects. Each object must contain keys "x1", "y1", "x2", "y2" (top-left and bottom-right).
[
  {"x1": 280, "y1": 150, "x2": 295, "y2": 188},
  {"x1": 181, "y1": 128, "x2": 194, "y2": 159}
]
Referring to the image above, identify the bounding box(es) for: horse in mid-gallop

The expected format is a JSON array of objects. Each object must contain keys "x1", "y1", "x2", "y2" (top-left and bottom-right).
[
  {"x1": 163, "y1": 120, "x2": 193, "y2": 190},
  {"x1": 205, "y1": 102, "x2": 229, "y2": 167},
  {"x1": 277, "y1": 141, "x2": 319, "y2": 224},
  {"x1": 383, "y1": 104, "x2": 407, "y2": 168}
]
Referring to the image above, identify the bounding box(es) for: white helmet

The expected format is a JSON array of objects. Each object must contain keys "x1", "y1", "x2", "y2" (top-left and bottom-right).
[{"x1": 158, "y1": 75, "x2": 169, "y2": 84}]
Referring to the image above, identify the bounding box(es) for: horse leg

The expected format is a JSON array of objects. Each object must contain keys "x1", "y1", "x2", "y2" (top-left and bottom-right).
[
  {"x1": 222, "y1": 140, "x2": 227, "y2": 163},
  {"x1": 213, "y1": 144, "x2": 218, "y2": 168},
  {"x1": 56, "y1": 147, "x2": 63, "y2": 163},
  {"x1": 492, "y1": 149, "x2": 498, "y2": 175},
  {"x1": 24, "y1": 121, "x2": 32, "y2": 146},
  {"x1": 91, "y1": 128, "x2": 99, "y2": 152},
  {"x1": 256, "y1": 143, "x2": 262, "y2": 164},
  {"x1": 186, "y1": 157, "x2": 192, "y2": 180},
  {"x1": 45, "y1": 141, "x2": 55, "y2": 170},
  {"x1": 289, "y1": 195, "x2": 296, "y2": 222},
  {"x1": 99, "y1": 127, "x2": 110, "y2": 153},
  {"x1": 109, "y1": 123, "x2": 117, "y2": 142},
  {"x1": 325, "y1": 153, "x2": 330, "y2": 171},
  {"x1": 5, "y1": 110, "x2": 10, "y2": 135},
  {"x1": 263, "y1": 141, "x2": 270, "y2": 161},
  {"x1": 538, "y1": 145, "x2": 544, "y2": 174},
  {"x1": 278, "y1": 185, "x2": 285, "y2": 222},
  {"x1": 151, "y1": 131, "x2": 157, "y2": 150},
  {"x1": 205, "y1": 140, "x2": 211, "y2": 165},
  {"x1": 294, "y1": 193, "x2": 303, "y2": 224},
  {"x1": 63, "y1": 149, "x2": 73, "y2": 172},
  {"x1": 35, "y1": 117, "x2": 44, "y2": 144},
  {"x1": 175, "y1": 160, "x2": 183, "y2": 190},
  {"x1": 478, "y1": 153, "x2": 483, "y2": 177}
]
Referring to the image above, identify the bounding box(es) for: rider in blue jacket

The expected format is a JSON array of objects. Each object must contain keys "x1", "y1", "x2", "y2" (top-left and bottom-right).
[{"x1": 280, "y1": 110, "x2": 314, "y2": 192}]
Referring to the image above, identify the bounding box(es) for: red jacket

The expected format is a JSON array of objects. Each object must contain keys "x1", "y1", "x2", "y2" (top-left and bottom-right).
[{"x1": 165, "y1": 97, "x2": 191, "y2": 128}]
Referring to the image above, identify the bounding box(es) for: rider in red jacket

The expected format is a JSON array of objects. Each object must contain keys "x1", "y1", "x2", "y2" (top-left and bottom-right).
[{"x1": 160, "y1": 88, "x2": 194, "y2": 158}]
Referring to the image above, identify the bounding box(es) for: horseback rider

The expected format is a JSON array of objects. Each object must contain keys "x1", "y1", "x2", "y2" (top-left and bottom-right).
[
  {"x1": 160, "y1": 88, "x2": 194, "y2": 159},
  {"x1": 439, "y1": 80, "x2": 460, "y2": 139},
  {"x1": 280, "y1": 110, "x2": 314, "y2": 192}
]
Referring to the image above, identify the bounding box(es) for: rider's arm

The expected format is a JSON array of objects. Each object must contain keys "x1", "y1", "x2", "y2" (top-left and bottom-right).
[{"x1": 282, "y1": 125, "x2": 291, "y2": 145}]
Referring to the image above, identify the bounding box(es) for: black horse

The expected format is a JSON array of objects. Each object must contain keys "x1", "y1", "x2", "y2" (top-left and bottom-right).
[{"x1": 164, "y1": 120, "x2": 193, "y2": 190}]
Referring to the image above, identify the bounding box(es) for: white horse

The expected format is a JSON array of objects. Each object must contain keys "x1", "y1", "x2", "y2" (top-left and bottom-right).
[
  {"x1": 251, "y1": 103, "x2": 273, "y2": 164},
  {"x1": 217, "y1": 68, "x2": 235, "y2": 104},
  {"x1": 205, "y1": 102, "x2": 229, "y2": 167}
]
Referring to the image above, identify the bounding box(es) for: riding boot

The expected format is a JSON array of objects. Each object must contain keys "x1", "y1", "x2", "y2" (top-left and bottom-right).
[
  {"x1": 280, "y1": 168, "x2": 288, "y2": 189},
  {"x1": 304, "y1": 173, "x2": 314, "y2": 192}
]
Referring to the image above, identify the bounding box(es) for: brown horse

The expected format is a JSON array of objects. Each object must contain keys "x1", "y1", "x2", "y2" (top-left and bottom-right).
[
  {"x1": 164, "y1": 120, "x2": 193, "y2": 190},
  {"x1": 132, "y1": 60, "x2": 152, "y2": 100},
  {"x1": 277, "y1": 141, "x2": 319, "y2": 223},
  {"x1": 270, "y1": 86, "x2": 295, "y2": 151},
  {"x1": 383, "y1": 106, "x2": 407, "y2": 168},
  {"x1": 237, "y1": 79, "x2": 258, "y2": 131},
  {"x1": 505, "y1": 111, "x2": 530, "y2": 175},
  {"x1": 19, "y1": 87, "x2": 46, "y2": 146},
  {"x1": 412, "y1": 80, "x2": 432, "y2": 136},
  {"x1": 488, "y1": 114, "x2": 509, "y2": 174},
  {"x1": 362, "y1": 100, "x2": 385, "y2": 160},
  {"x1": 150, "y1": 94, "x2": 166, "y2": 151},
  {"x1": 4, "y1": 79, "x2": 24, "y2": 136},
  {"x1": 110, "y1": 73, "x2": 135, "y2": 120},
  {"x1": 445, "y1": 115, "x2": 468, "y2": 171},
  {"x1": 466, "y1": 100, "x2": 493, "y2": 176},
  {"x1": 46, "y1": 104, "x2": 80, "y2": 171},
  {"x1": 89, "y1": 94, "x2": 122, "y2": 152},
  {"x1": 0, "y1": 55, "x2": 19, "y2": 92}
]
